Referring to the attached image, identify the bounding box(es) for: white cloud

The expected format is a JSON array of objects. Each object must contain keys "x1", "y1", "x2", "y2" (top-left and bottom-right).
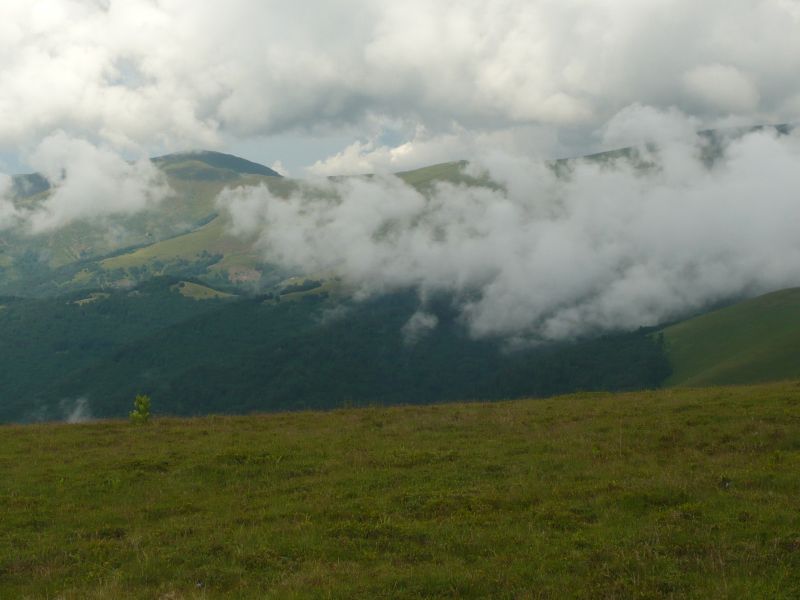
[
  {"x1": 684, "y1": 64, "x2": 761, "y2": 113},
  {"x1": 0, "y1": 2, "x2": 797, "y2": 231},
  {"x1": 0, "y1": 0, "x2": 798, "y2": 163},
  {"x1": 309, "y1": 125, "x2": 564, "y2": 176},
  {"x1": 218, "y1": 110, "x2": 800, "y2": 341},
  {"x1": 402, "y1": 311, "x2": 439, "y2": 345},
  {"x1": 269, "y1": 160, "x2": 288, "y2": 177},
  {"x1": 62, "y1": 397, "x2": 92, "y2": 423},
  {"x1": 2, "y1": 132, "x2": 172, "y2": 233},
  {"x1": 601, "y1": 104, "x2": 701, "y2": 147}
]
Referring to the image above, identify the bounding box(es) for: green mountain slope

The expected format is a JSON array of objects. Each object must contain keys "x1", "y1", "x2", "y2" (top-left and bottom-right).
[
  {"x1": 1, "y1": 154, "x2": 485, "y2": 298},
  {"x1": 151, "y1": 150, "x2": 282, "y2": 178},
  {"x1": 0, "y1": 153, "x2": 289, "y2": 296},
  {"x1": 662, "y1": 287, "x2": 800, "y2": 386},
  {"x1": 2, "y1": 382, "x2": 799, "y2": 598},
  {"x1": 0, "y1": 142, "x2": 669, "y2": 299},
  {"x1": 8, "y1": 129, "x2": 789, "y2": 299}
]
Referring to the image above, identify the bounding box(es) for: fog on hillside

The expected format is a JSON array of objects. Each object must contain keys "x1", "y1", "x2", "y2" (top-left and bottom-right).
[{"x1": 218, "y1": 114, "x2": 800, "y2": 342}]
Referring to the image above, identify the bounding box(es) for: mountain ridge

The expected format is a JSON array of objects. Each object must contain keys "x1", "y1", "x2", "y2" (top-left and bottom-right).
[{"x1": 151, "y1": 149, "x2": 282, "y2": 178}]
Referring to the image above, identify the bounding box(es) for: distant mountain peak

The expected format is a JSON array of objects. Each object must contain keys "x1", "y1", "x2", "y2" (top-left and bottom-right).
[{"x1": 151, "y1": 150, "x2": 281, "y2": 177}]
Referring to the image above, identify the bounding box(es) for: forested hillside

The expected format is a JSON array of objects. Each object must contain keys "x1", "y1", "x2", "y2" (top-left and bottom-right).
[{"x1": 0, "y1": 278, "x2": 670, "y2": 422}]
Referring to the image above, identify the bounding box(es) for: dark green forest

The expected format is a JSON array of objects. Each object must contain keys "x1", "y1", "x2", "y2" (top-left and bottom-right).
[{"x1": 0, "y1": 278, "x2": 670, "y2": 422}]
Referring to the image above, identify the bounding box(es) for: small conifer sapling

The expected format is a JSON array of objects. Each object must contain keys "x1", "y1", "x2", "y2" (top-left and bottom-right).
[{"x1": 129, "y1": 394, "x2": 152, "y2": 424}]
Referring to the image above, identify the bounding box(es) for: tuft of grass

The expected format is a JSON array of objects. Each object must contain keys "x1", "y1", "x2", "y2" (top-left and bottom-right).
[{"x1": 1, "y1": 382, "x2": 799, "y2": 598}]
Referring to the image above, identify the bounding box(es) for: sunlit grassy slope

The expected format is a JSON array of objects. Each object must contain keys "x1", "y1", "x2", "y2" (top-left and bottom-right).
[
  {"x1": 99, "y1": 161, "x2": 471, "y2": 277},
  {"x1": 2, "y1": 382, "x2": 799, "y2": 599},
  {"x1": 0, "y1": 152, "x2": 287, "y2": 295},
  {"x1": 171, "y1": 280, "x2": 235, "y2": 300},
  {"x1": 663, "y1": 288, "x2": 800, "y2": 386},
  {"x1": 396, "y1": 161, "x2": 473, "y2": 186},
  {"x1": 99, "y1": 216, "x2": 246, "y2": 270}
]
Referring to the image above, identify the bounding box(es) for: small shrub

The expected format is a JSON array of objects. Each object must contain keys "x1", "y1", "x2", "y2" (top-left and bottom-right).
[{"x1": 129, "y1": 394, "x2": 152, "y2": 425}]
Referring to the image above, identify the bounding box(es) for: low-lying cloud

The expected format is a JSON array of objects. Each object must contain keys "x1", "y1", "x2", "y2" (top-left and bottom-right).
[
  {"x1": 62, "y1": 397, "x2": 92, "y2": 424},
  {"x1": 218, "y1": 111, "x2": 800, "y2": 341},
  {"x1": 1, "y1": 132, "x2": 171, "y2": 233}
]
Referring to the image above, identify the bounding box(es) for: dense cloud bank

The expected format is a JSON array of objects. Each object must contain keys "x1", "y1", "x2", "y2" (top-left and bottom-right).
[
  {"x1": 0, "y1": 1, "x2": 799, "y2": 168},
  {"x1": 219, "y1": 122, "x2": 800, "y2": 341}
]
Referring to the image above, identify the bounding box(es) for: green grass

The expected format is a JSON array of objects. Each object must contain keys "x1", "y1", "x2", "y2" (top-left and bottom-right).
[
  {"x1": 171, "y1": 281, "x2": 234, "y2": 300},
  {"x1": 2, "y1": 382, "x2": 799, "y2": 598},
  {"x1": 395, "y1": 161, "x2": 497, "y2": 190},
  {"x1": 100, "y1": 218, "x2": 241, "y2": 270},
  {"x1": 396, "y1": 161, "x2": 468, "y2": 186},
  {"x1": 1, "y1": 156, "x2": 293, "y2": 296},
  {"x1": 663, "y1": 288, "x2": 800, "y2": 386},
  {"x1": 95, "y1": 177, "x2": 299, "y2": 287},
  {"x1": 97, "y1": 215, "x2": 272, "y2": 289}
]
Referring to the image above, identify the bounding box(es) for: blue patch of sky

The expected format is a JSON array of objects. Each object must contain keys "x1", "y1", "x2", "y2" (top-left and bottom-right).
[{"x1": 0, "y1": 151, "x2": 29, "y2": 175}]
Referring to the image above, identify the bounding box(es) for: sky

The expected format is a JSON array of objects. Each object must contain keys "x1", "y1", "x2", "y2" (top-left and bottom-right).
[
  {"x1": 2, "y1": 0, "x2": 800, "y2": 342},
  {"x1": 0, "y1": 0, "x2": 798, "y2": 175}
]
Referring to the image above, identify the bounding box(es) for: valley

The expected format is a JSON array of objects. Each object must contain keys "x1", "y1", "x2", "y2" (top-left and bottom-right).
[{"x1": 2, "y1": 144, "x2": 800, "y2": 423}]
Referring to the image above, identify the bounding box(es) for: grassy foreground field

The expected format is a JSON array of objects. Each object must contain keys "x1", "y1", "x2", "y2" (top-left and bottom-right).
[{"x1": 2, "y1": 383, "x2": 800, "y2": 599}]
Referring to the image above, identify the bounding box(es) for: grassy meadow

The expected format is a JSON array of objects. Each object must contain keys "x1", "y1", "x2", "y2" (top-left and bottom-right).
[{"x1": 2, "y1": 382, "x2": 800, "y2": 598}]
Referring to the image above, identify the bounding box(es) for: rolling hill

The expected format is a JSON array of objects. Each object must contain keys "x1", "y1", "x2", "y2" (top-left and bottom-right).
[
  {"x1": 1, "y1": 151, "x2": 289, "y2": 297},
  {"x1": 150, "y1": 150, "x2": 282, "y2": 179},
  {"x1": 1, "y1": 153, "x2": 490, "y2": 299},
  {"x1": 4, "y1": 125, "x2": 792, "y2": 299},
  {"x1": 662, "y1": 287, "x2": 800, "y2": 386}
]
